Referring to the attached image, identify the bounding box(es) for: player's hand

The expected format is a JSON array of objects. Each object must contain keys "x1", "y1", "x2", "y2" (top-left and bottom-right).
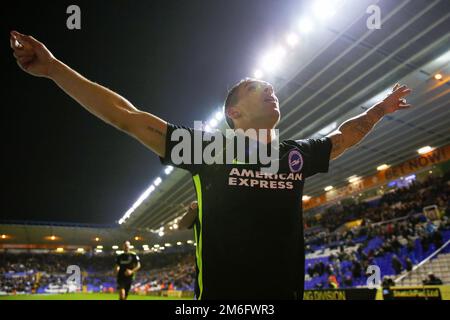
[
  {"x1": 10, "y1": 31, "x2": 56, "y2": 78},
  {"x1": 124, "y1": 269, "x2": 133, "y2": 276},
  {"x1": 380, "y1": 83, "x2": 412, "y2": 114},
  {"x1": 190, "y1": 201, "x2": 198, "y2": 210}
]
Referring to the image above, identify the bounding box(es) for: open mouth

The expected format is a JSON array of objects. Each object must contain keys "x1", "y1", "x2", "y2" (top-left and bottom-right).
[{"x1": 264, "y1": 97, "x2": 278, "y2": 103}]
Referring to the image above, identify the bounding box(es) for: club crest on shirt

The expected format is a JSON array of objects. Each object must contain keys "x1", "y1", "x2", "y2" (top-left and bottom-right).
[{"x1": 288, "y1": 149, "x2": 303, "y2": 173}]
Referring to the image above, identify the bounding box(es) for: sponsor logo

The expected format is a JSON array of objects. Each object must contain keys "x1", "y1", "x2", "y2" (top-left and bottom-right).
[{"x1": 288, "y1": 149, "x2": 303, "y2": 173}]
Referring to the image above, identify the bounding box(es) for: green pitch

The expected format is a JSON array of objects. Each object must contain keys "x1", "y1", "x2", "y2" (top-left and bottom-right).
[{"x1": 0, "y1": 293, "x2": 193, "y2": 300}]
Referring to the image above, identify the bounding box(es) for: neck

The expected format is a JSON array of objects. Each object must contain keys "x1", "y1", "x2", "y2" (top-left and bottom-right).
[{"x1": 234, "y1": 124, "x2": 277, "y2": 144}]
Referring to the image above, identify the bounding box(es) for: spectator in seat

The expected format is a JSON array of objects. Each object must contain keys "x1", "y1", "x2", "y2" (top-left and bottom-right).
[
  {"x1": 423, "y1": 272, "x2": 443, "y2": 285},
  {"x1": 391, "y1": 255, "x2": 403, "y2": 275}
]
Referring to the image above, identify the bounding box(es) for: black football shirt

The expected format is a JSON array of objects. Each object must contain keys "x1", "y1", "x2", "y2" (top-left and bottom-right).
[{"x1": 160, "y1": 124, "x2": 332, "y2": 299}]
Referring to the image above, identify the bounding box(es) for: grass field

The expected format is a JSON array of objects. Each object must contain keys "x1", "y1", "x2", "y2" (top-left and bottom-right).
[{"x1": 0, "y1": 293, "x2": 192, "y2": 300}]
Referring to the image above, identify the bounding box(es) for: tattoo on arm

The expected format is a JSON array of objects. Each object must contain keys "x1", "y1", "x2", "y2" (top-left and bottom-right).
[{"x1": 146, "y1": 126, "x2": 166, "y2": 138}]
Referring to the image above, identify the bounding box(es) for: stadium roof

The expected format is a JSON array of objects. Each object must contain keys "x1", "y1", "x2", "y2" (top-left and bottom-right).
[{"x1": 122, "y1": 0, "x2": 450, "y2": 231}]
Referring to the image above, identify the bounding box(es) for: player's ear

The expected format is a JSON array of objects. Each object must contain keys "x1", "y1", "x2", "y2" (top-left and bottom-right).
[{"x1": 226, "y1": 106, "x2": 241, "y2": 120}]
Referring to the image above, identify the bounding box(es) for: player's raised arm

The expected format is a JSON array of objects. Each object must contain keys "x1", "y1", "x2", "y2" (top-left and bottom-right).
[
  {"x1": 327, "y1": 83, "x2": 412, "y2": 160},
  {"x1": 10, "y1": 31, "x2": 168, "y2": 157}
]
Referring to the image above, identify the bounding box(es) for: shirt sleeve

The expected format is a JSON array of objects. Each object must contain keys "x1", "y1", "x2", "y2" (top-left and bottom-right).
[
  {"x1": 295, "y1": 137, "x2": 332, "y2": 178},
  {"x1": 159, "y1": 123, "x2": 222, "y2": 174}
]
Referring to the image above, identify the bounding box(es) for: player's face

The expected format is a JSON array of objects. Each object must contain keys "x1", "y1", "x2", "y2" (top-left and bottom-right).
[
  {"x1": 123, "y1": 241, "x2": 130, "y2": 251},
  {"x1": 236, "y1": 80, "x2": 280, "y2": 128}
]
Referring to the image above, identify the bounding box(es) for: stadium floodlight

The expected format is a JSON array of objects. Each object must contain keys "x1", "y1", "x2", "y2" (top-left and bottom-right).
[
  {"x1": 324, "y1": 185, "x2": 333, "y2": 191},
  {"x1": 158, "y1": 231, "x2": 164, "y2": 237},
  {"x1": 187, "y1": 240, "x2": 194, "y2": 244},
  {"x1": 95, "y1": 249, "x2": 102, "y2": 253},
  {"x1": 177, "y1": 242, "x2": 182, "y2": 246},
  {"x1": 96, "y1": 245, "x2": 103, "y2": 249},
  {"x1": 77, "y1": 248, "x2": 84, "y2": 253},
  {"x1": 298, "y1": 17, "x2": 314, "y2": 34},
  {"x1": 115, "y1": 250, "x2": 124, "y2": 255},
  {"x1": 434, "y1": 73, "x2": 443, "y2": 80},
  {"x1": 312, "y1": 0, "x2": 337, "y2": 21},
  {"x1": 94, "y1": 237, "x2": 100, "y2": 242},
  {"x1": 50, "y1": 235, "x2": 56, "y2": 241},
  {"x1": 260, "y1": 48, "x2": 284, "y2": 73},
  {"x1": 209, "y1": 118, "x2": 218, "y2": 128},
  {"x1": 274, "y1": 46, "x2": 287, "y2": 60},
  {"x1": 348, "y1": 175, "x2": 360, "y2": 183},
  {"x1": 253, "y1": 69, "x2": 263, "y2": 79},
  {"x1": 286, "y1": 33, "x2": 299, "y2": 48},
  {"x1": 165, "y1": 243, "x2": 172, "y2": 247},
  {"x1": 1, "y1": 234, "x2": 7, "y2": 239},
  {"x1": 215, "y1": 111, "x2": 224, "y2": 121},
  {"x1": 56, "y1": 248, "x2": 64, "y2": 252},
  {"x1": 194, "y1": 243, "x2": 197, "y2": 246},
  {"x1": 153, "y1": 244, "x2": 160, "y2": 248},
  {"x1": 112, "y1": 245, "x2": 119, "y2": 250},
  {"x1": 302, "y1": 195, "x2": 311, "y2": 201},
  {"x1": 418, "y1": 146, "x2": 434, "y2": 154},
  {"x1": 172, "y1": 223, "x2": 178, "y2": 230},
  {"x1": 154, "y1": 177, "x2": 162, "y2": 186},
  {"x1": 165, "y1": 166, "x2": 174, "y2": 175},
  {"x1": 377, "y1": 164, "x2": 390, "y2": 171}
]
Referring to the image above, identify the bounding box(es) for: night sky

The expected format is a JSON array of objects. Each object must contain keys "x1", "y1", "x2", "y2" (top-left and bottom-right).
[{"x1": 2, "y1": 0, "x2": 307, "y2": 225}]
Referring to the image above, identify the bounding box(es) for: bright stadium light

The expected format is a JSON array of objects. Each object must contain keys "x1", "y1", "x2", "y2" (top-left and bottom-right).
[
  {"x1": 324, "y1": 186, "x2": 333, "y2": 191},
  {"x1": 302, "y1": 195, "x2": 311, "y2": 201},
  {"x1": 312, "y1": 0, "x2": 337, "y2": 21},
  {"x1": 95, "y1": 249, "x2": 102, "y2": 253},
  {"x1": 187, "y1": 240, "x2": 194, "y2": 244},
  {"x1": 215, "y1": 111, "x2": 224, "y2": 121},
  {"x1": 56, "y1": 248, "x2": 64, "y2": 253},
  {"x1": 298, "y1": 17, "x2": 314, "y2": 34},
  {"x1": 254, "y1": 69, "x2": 263, "y2": 79},
  {"x1": 165, "y1": 243, "x2": 172, "y2": 247},
  {"x1": 348, "y1": 175, "x2": 360, "y2": 183},
  {"x1": 286, "y1": 33, "x2": 299, "y2": 47},
  {"x1": 77, "y1": 248, "x2": 85, "y2": 253},
  {"x1": 418, "y1": 146, "x2": 434, "y2": 154},
  {"x1": 153, "y1": 244, "x2": 160, "y2": 248},
  {"x1": 116, "y1": 250, "x2": 124, "y2": 255},
  {"x1": 112, "y1": 245, "x2": 119, "y2": 250},
  {"x1": 96, "y1": 245, "x2": 103, "y2": 249},
  {"x1": 274, "y1": 46, "x2": 287, "y2": 60},
  {"x1": 260, "y1": 47, "x2": 285, "y2": 73},
  {"x1": 434, "y1": 73, "x2": 443, "y2": 80},
  {"x1": 154, "y1": 177, "x2": 162, "y2": 186},
  {"x1": 377, "y1": 164, "x2": 390, "y2": 171},
  {"x1": 177, "y1": 242, "x2": 182, "y2": 246},
  {"x1": 172, "y1": 223, "x2": 178, "y2": 230},
  {"x1": 165, "y1": 166, "x2": 174, "y2": 175},
  {"x1": 209, "y1": 118, "x2": 218, "y2": 128},
  {"x1": 158, "y1": 231, "x2": 164, "y2": 237}
]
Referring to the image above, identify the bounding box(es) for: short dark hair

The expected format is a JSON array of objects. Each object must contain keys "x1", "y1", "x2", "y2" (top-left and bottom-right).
[{"x1": 223, "y1": 78, "x2": 254, "y2": 129}]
